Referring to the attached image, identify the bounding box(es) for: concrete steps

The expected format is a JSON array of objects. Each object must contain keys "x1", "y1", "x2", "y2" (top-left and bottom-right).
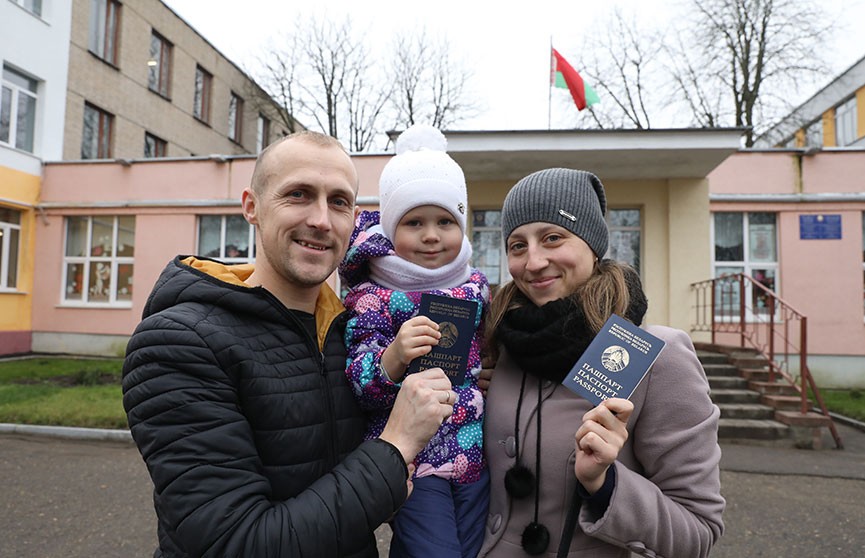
[
  {"x1": 718, "y1": 418, "x2": 790, "y2": 441},
  {"x1": 694, "y1": 343, "x2": 840, "y2": 449}
]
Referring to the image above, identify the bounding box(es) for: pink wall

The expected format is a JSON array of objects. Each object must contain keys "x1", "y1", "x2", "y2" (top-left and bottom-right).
[
  {"x1": 778, "y1": 210, "x2": 865, "y2": 354},
  {"x1": 707, "y1": 151, "x2": 798, "y2": 194},
  {"x1": 34, "y1": 158, "x2": 249, "y2": 337},
  {"x1": 710, "y1": 151, "x2": 865, "y2": 358},
  {"x1": 803, "y1": 152, "x2": 865, "y2": 193},
  {"x1": 33, "y1": 154, "x2": 392, "y2": 338},
  {"x1": 353, "y1": 155, "x2": 389, "y2": 198},
  {"x1": 40, "y1": 157, "x2": 255, "y2": 203}
]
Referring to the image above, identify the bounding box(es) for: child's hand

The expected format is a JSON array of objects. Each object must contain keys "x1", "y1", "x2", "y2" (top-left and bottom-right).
[{"x1": 381, "y1": 316, "x2": 441, "y2": 382}]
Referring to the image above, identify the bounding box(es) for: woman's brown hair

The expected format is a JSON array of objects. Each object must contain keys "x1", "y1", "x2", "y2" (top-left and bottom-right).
[{"x1": 483, "y1": 259, "x2": 632, "y2": 365}]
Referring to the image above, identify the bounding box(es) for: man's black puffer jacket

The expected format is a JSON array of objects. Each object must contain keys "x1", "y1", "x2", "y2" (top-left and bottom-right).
[{"x1": 122, "y1": 257, "x2": 407, "y2": 557}]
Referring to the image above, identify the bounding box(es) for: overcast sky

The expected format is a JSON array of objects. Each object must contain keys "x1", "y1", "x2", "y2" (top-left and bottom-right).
[{"x1": 163, "y1": 0, "x2": 865, "y2": 134}]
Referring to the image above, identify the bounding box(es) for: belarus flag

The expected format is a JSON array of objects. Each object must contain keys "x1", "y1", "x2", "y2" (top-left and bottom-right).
[{"x1": 551, "y1": 48, "x2": 600, "y2": 111}]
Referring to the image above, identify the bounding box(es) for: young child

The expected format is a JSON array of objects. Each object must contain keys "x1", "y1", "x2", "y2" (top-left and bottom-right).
[{"x1": 340, "y1": 124, "x2": 489, "y2": 558}]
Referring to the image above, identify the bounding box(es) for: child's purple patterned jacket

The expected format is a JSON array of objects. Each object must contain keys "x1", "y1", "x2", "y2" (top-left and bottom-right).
[{"x1": 339, "y1": 210, "x2": 489, "y2": 483}]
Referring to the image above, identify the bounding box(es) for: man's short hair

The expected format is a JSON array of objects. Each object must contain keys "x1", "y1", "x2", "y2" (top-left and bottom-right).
[{"x1": 250, "y1": 131, "x2": 348, "y2": 194}]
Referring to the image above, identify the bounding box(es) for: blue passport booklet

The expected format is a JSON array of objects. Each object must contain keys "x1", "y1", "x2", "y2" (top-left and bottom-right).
[
  {"x1": 407, "y1": 293, "x2": 479, "y2": 386},
  {"x1": 562, "y1": 314, "x2": 665, "y2": 406}
]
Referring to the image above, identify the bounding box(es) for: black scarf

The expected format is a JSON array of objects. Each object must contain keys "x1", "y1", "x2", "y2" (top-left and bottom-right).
[{"x1": 497, "y1": 268, "x2": 648, "y2": 383}]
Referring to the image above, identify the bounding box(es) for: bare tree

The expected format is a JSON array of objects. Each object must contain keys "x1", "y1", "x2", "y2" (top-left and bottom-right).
[
  {"x1": 344, "y1": 57, "x2": 393, "y2": 152},
  {"x1": 251, "y1": 18, "x2": 483, "y2": 151},
  {"x1": 388, "y1": 30, "x2": 480, "y2": 130},
  {"x1": 577, "y1": 8, "x2": 665, "y2": 129},
  {"x1": 248, "y1": 34, "x2": 303, "y2": 135},
  {"x1": 671, "y1": 0, "x2": 832, "y2": 146}
]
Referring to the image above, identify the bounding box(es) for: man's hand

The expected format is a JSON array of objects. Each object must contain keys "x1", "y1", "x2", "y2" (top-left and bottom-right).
[
  {"x1": 574, "y1": 398, "x2": 634, "y2": 494},
  {"x1": 380, "y1": 316, "x2": 440, "y2": 382},
  {"x1": 477, "y1": 367, "x2": 493, "y2": 396},
  {"x1": 379, "y1": 368, "x2": 455, "y2": 465}
]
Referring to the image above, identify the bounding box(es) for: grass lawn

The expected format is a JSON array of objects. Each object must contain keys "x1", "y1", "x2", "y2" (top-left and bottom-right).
[
  {"x1": 817, "y1": 389, "x2": 865, "y2": 422},
  {"x1": 0, "y1": 357, "x2": 126, "y2": 429},
  {"x1": 0, "y1": 357, "x2": 863, "y2": 429}
]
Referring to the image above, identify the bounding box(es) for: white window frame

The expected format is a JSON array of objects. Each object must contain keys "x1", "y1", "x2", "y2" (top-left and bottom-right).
[
  {"x1": 470, "y1": 209, "x2": 509, "y2": 287},
  {"x1": 607, "y1": 208, "x2": 641, "y2": 274},
  {"x1": 711, "y1": 212, "x2": 779, "y2": 322},
  {"x1": 11, "y1": 0, "x2": 42, "y2": 17},
  {"x1": 1, "y1": 65, "x2": 38, "y2": 153},
  {"x1": 0, "y1": 209, "x2": 21, "y2": 291},
  {"x1": 835, "y1": 97, "x2": 858, "y2": 147},
  {"x1": 62, "y1": 216, "x2": 135, "y2": 307},
  {"x1": 197, "y1": 214, "x2": 255, "y2": 263}
]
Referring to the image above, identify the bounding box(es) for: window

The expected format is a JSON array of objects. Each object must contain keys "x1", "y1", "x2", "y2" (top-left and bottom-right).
[
  {"x1": 0, "y1": 208, "x2": 21, "y2": 291},
  {"x1": 1, "y1": 65, "x2": 38, "y2": 153},
  {"x1": 11, "y1": 0, "x2": 42, "y2": 16},
  {"x1": 835, "y1": 97, "x2": 858, "y2": 147},
  {"x1": 193, "y1": 65, "x2": 212, "y2": 123},
  {"x1": 81, "y1": 102, "x2": 113, "y2": 159},
  {"x1": 144, "y1": 132, "x2": 166, "y2": 158},
  {"x1": 228, "y1": 93, "x2": 243, "y2": 143},
  {"x1": 712, "y1": 212, "x2": 778, "y2": 317},
  {"x1": 804, "y1": 119, "x2": 823, "y2": 148},
  {"x1": 147, "y1": 31, "x2": 172, "y2": 98},
  {"x1": 88, "y1": 0, "x2": 121, "y2": 66},
  {"x1": 63, "y1": 216, "x2": 135, "y2": 305},
  {"x1": 608, "y1": 209, "x2": 641, "y2": 274},
  {"x1": 471, "y1": 210, "x2": 508, "y2": 287},
  {"x1": 198, "y1": 215, "x2": 255, "y2": 262},
  {"x1": 256, "y1": 113, "x2": 270, "y2": 152}
]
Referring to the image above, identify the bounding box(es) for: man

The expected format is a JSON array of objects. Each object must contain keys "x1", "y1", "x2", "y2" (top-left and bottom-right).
[{"x1": 123, "y1": 131, "x2": 455, "y2": 557}]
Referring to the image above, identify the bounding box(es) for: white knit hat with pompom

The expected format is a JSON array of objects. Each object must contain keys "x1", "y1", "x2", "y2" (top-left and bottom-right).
[{"x1": 378, "y1": 124, "x2": 468, "y2": 240}]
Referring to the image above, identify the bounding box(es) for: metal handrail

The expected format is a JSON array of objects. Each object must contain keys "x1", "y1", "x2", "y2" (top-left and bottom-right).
[{"x1": 690, "y1": 273, "x2": 842, "y2": 449}]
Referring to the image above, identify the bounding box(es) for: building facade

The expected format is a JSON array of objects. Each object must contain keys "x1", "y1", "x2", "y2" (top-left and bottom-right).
[
  {"x1": 1, "y1": 0, "x2": 74, "y2": 352},
  {"x1": 708, "y1": 150, "x2": 865, "y2": 388},
  {"x1": 760, "y1": 55, "x2": 865, "y2": 149},
  {"x1": 30, "y1": 129, "x2": 742, "y2": 358},
  {"x1": 0, "y1": 0, "x2": 294, "y2": 354},
  {"x1": 64, "y1": 0, "x2": 293, "y2": 161}
]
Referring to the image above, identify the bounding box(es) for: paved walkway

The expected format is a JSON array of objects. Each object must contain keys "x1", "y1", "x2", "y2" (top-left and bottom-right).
[{"x1": 2, "y1": 422, "x2": 864, "y2": 557}]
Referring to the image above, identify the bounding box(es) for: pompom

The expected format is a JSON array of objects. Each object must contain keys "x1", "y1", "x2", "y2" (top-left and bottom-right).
[
  {"x1": 504, "y1": 464, "x2": 535, "y2": 499},
  {"x1": 521, "y1": 521, "x2": 550, "y2": 555},
  {"x1": 395, "y1": 123, "x2": 447, "y2": 155}
]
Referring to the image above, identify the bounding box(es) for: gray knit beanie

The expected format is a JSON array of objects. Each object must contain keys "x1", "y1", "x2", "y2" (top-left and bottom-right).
[{"x1": 502, "y1": 168, "x2": 608, "y2": 258}]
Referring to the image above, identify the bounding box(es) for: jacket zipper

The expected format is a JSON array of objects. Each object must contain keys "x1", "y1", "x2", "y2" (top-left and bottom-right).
[{"x1": 266, "y1": 290, "x2": 342, "y2": 470}]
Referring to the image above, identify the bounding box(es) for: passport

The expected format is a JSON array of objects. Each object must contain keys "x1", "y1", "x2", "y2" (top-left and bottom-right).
[
  {"x1": 562, "y1": 313, "x2": 665, "y2": 406},
  {"x1": 407, "y1": 293, "x2": 480, "y2": 386}
]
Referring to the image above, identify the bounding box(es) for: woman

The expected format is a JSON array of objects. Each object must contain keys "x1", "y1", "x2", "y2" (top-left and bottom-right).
[{"x1": 479, "y1": 168, "x2": 724, "y2": 558}]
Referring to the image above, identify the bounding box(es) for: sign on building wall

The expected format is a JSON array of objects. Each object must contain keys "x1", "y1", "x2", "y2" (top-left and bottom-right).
[{"x1": 799, "y1": 214, "x2": 842, "y2": 240}]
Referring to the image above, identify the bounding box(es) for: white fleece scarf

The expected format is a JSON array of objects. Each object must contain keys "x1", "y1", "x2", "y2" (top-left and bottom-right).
[{"x1": 366, "y1": 224, "x2": 473, "y2": 292}]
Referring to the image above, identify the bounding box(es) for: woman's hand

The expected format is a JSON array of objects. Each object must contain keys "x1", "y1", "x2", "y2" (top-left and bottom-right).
[
  {"x1": 381, "y1": 316, "x2": 440, "y2": 382},
  {"x1": 574, "y1": 398, "x2": 634, "y2": 494}
]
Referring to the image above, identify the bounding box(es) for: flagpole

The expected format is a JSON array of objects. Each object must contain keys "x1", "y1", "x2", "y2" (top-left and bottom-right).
[{"x1": 548, "y1": 36, "x2": 553, "y2": 130}]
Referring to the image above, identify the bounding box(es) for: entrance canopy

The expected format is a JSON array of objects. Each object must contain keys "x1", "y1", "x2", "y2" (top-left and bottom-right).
[{"x1": 407, "y1": 128, "x2": 745, "y2": 182}]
